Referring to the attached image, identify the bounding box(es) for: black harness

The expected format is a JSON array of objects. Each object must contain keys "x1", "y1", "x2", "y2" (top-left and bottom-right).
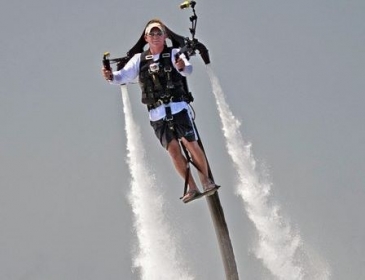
[{"x1": 139, "y1": 46, "x2": 189, "y2": 111}]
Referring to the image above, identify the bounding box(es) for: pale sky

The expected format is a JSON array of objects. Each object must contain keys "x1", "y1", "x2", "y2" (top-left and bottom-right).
[{"x1": 1, "y1": 0, "x2": 364, "y2": 279}]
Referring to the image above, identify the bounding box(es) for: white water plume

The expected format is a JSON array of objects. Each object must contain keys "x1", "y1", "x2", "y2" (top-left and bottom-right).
[
  {"x1": 206, "y1": 67, "x2": 331, "y2": 280},
  {"x1": 120, "y1": 86, "x2": 194, "y2": 280}
]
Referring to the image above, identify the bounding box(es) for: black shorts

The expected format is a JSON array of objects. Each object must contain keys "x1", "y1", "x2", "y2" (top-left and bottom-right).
[{"x1": 150, "y1": 109, "x2": 197, "y2": 149}]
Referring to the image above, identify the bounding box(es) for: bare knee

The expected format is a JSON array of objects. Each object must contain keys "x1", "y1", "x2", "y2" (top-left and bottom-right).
[{"x1": 181, "y1": 138, "x2": 201, "y2": 155}]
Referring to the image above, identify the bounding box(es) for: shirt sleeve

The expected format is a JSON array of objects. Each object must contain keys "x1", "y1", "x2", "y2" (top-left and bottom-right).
[
  {"x1": 109, "y1": 54, "x2": 141, "y2": 85},
  {"x1": 171, "y1": 48, "x2": 193, "y2": 77}
]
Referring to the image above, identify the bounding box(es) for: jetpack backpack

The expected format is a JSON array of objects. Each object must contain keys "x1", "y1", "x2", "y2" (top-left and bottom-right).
[{"x1": 103, "y1": 20, "x2": 211, "y2": 103}]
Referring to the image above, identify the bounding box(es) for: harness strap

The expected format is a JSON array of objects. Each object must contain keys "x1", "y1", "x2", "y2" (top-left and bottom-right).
[
  {"x1": 164, "y1": 105, "x2": 188, "y2": 196},
  {"x1": 162, "y1": 52, "x2": 174, "y2": 91},
  {"x1": 165, "y1": 105, "x2": 174, "y2": 131},
  {"x1": 181, "y1": 142, "x2": 190, "y2": 197}
]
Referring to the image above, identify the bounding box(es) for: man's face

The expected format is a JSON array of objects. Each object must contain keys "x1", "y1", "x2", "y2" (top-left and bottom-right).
[{"x1": 145, "y1": 27, "x2": 166, "y2": 48}]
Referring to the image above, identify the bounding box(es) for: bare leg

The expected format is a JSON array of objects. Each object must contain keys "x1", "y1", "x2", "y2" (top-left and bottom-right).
[
  {"x1": 167, "y1": 139, "x2": 199, "y2": 191},
  {"x1": 181, "y1": 138, "x2": 213, "y2": 188}
]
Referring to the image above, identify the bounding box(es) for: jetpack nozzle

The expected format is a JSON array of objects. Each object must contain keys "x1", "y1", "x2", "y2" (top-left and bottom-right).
[{"x1": 195, "y1": 42, "x2": 210, "y2": 65}]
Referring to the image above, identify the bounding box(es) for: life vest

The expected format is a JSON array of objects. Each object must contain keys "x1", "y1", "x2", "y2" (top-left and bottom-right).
[{"x1": 139, "y1": 46, "x2": 188, "y2": 110}]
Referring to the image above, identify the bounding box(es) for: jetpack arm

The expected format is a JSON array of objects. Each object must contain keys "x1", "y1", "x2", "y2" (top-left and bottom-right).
[
  {"x1": 102, "y1": 53, "x2": 131, "y2": 72},
  {"x1": 175, "y1": 38, "x2": 210, "y2": 65}
]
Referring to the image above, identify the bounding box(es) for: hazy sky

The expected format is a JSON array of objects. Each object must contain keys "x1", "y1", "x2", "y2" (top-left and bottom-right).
[{"x1": 1, "y1": 0, "x2": 364, "y2": 279}]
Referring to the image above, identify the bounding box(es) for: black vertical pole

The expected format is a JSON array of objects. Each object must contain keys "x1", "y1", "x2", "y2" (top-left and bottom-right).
[
  {"x1": 196, "y1": 127, "x2": 240, "y2": 280},
  {"x1": 205, "y1": 192, "x2": 240, "y2": 280}
]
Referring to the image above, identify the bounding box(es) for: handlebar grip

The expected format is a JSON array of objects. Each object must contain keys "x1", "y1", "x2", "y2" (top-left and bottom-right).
[{"x1": 103, "y1": 52, "x2": 111, "y2": 71}]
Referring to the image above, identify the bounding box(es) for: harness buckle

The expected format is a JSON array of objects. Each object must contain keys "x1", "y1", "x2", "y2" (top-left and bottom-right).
[
  {"x1": 154, "y1": 99, "x2": 163, "y2": 107},
  {"x1": 165, "y1": 105, "x2": 174, "y2": 123},
  {"x1": 149, "y1": 63, "x2": 160, "y2": 74}
]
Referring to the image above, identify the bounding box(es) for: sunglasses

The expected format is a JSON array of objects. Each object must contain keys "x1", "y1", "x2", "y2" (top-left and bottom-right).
[{"x1": 147, "y1": 31, "x2": 164, "y2": 37}]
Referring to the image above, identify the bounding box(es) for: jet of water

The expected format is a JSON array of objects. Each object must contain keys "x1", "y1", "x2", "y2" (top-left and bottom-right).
[
  {"x1": 206, "y1": 67, "x2": 331, "y2": 280},
  {"x1": 120, "y1": 86, "x2": 194, "y2": 280}
]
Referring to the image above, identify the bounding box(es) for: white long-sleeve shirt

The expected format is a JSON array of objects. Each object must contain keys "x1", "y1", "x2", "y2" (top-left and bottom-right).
[{"x1": 110, "y1": 48, "x2": 193, "y2": 121}]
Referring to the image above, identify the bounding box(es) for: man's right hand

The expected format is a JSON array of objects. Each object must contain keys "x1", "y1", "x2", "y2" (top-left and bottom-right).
[{"x1": 102, "y1": 67, "x2": 113, "y2": 81}]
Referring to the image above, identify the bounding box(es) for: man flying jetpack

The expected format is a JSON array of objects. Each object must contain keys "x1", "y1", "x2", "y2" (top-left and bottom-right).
[
  {"x1": 102, "y1": 3, "x2": 240, "y2": 278},
  {"x1": 101, "y1": 1, "x2": 219, "y2": 204}
]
